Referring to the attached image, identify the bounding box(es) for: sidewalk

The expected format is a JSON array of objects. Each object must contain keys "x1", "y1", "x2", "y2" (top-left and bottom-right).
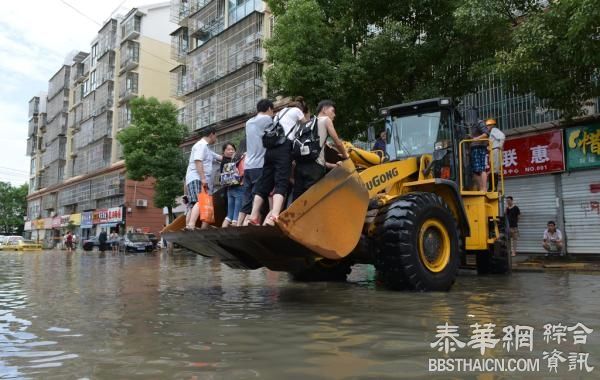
[{"x1": 512, "y1": 254, "x2": 600, "y2": 272}]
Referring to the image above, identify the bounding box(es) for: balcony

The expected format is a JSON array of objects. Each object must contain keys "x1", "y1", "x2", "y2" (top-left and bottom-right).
[
  {"x1": 121, "y1": 14, "x2": 141, "y2": 42},
  {"x1": 170, "y1": 65, "x2": 187, "y2": 98},
  {"x1": 188, "y1": 0, "x2": 224, "y2": 40},
  {"x1": 97, "y1": 19, "x2": 118, "y2": 59},
  {"x1": 97, "y1": 51, "x2": 116, "y2": 86},
  {"x1": 94, "y1": 81, "x2": 114, "y2": 116},
  {"x1": 28, "y1": 97, "x2": 40, "y2": 118},
  {"x1": 44, "y1": 114, "x2": 68, "y2": 142},
  {"x1": 119, "y1": 72, "x2": 138, "y2": 103},
  {"x1": 170, "y1": 27, "x2": 189, "y2": 63},
  {"x1": 118, "y1": 105, "x2": 131, "y2": 130},
  {"x1": 119, "y1": 41, "x2": 139, "y2": 73},
  {"x1": 48, "y1": 65, "x2": 70, "y2": 100},
  {"x1": 170, "y1": 0, "x2": 191, "y2": 23},
  {"x1": 26, "y1": 137, "x2": 36, "y2": 156},
  {"x1": 28, "y1": 117, "x2": 38, "y2": 137},
  {"x1": 73, "y1": 61, "x2": 88, "y2": 84},
  {"x1": 93, "y1": 112, "x2": 113, "y2": 142}
]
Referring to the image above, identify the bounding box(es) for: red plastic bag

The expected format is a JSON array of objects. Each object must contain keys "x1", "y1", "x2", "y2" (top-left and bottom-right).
[{"x1": 198, "y1": 187, "x2": 215, "y2": 224}]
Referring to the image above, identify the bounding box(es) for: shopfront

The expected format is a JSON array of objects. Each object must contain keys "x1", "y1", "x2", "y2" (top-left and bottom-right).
[
  {"x1": 81, "y1": 211, "x2": 93, "y2": 239},
  {"x1": 502, "y1": 130, "x2": 565, "y2": 253},
  {"x1": 562, "y1": 124, "x2": 600, "y2": 254},
  {"x1": 43, "y1": 218, "x2": 53, "y2": 248},
  {"x1": 93, "y1": 207, "x2": 124, "y2": 236}
]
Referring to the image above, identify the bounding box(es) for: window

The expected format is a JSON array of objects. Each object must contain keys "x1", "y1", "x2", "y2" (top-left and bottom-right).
[
  {"x1": 126, "y1": 73, "x2": 138, "y2": 92},
  {"x1": 90, "y1": 70, "x2": 97, "y2": 90},
  {"x1": 91, "y1": 43, "x2": 98, "y2": 66},
  {"x1": 83, "y1": 79, "x2": 89, "y2": 95}
]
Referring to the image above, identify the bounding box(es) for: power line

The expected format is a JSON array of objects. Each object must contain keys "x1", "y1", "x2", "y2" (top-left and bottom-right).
[
  {"x1": 59, "y1": 0, "x2": 102, "y2": 26},
  {"x1": 0, "y1": 166, "x2": 29, "y2": 174},
  {"x1": 58, "y1": 0, "x2": 175, "y2": 67}
]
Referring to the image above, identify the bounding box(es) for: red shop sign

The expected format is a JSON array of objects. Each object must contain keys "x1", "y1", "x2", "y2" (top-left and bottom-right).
[
  {"x1": 93, "y1": 209, "x2": 109, "y2": 224},
  {"x1": 502, "y1": 130, "x2": 565, "y2": 177}
]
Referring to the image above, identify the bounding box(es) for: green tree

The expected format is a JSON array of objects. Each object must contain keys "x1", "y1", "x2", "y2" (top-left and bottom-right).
[
  {"x1": 117, "y1": 97, "x2": 188, "y2": 221},
  {"x1": 65, "y1": 220, "x2": 77, "y2": 233},
  {"x1": 494, "y1": 0, "x2": 600, "y2": 117},
  {"x1": 266, "y1": 0, "x2": 596, "y2": 134},
  {"x1": 0, "y1": 182, "x2": 28, "y2": 234}
]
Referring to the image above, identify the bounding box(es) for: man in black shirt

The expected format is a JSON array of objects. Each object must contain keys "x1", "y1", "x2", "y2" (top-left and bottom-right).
[{"x1": 505, "y1": 196, "x2": 521, "y2": 257}]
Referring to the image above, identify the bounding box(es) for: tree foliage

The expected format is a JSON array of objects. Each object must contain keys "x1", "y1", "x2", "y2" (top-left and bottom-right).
[
  {"x1": 494, "y1": 0, "x2": 600, "y2": 117},
  {"x1": 117, "y1": 97, "x2": 188, "y2": 219},
  {"x1": 266, "y1": 0, "x2": 597, "y2": 136},
  {"x1": 0, "y1": 182, "x2": 28, "y2": 234}
]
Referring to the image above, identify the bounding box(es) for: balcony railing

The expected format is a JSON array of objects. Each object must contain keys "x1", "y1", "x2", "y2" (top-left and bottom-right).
[
  {"x1": 28, "y1": 98, "x2": 40, "y2": 118},
  {"x1": 170, "y1": 28, "x2": 189, "y2": 62},
  {"x1": 119, "y1": 73, "x2": 138, "y2": 102},
  {"x1": 119, "y1": 41, "x2": 140, "y2": 73},
  {"x1": 121, "y1": 15, "x2": 141, "y2": 42},
  {"x1": 28, "y1": 118, "x2": 38, "y2": 137}
]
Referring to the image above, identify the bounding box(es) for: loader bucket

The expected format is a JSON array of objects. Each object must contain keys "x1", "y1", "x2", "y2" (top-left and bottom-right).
[
  {"x1": 161, "y1": 160, "x2": 369, "y2": 271},
  {"x1": 277, "y1": 159, "x2": 369, "y2": 259}
]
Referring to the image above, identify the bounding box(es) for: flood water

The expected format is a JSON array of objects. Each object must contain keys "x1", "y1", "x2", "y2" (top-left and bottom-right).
[{"x1": 0, "y1": 250, "x2": 598, "y2": 379}]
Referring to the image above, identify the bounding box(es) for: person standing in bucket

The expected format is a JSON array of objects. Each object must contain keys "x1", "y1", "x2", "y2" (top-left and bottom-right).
[
  {"x1": 238, "y1": 99, "x2": 274, "y2": 226},
  {"x1": 185, "y1": 126, "x2": 222, "y2": 230},
  {"x1": 247, "y1": 97, "x2": 308, "y2": 226},
  {"x1": 292, "y1": 99, "x2": 349, "y2": 200}
]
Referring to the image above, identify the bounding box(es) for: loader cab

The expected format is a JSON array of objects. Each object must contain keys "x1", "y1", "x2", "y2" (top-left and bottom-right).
[{"x1": 381, "y1": 98, "x2": 460, "y2": 181}]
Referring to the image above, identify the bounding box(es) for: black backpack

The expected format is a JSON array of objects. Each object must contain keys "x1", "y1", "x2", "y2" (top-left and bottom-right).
[
  {"x1": 292, "y1": 116, "x2": 323, "y2": 162},
  {"x1": 262, "y1": 108, "x2": 292, "y2": 149}
]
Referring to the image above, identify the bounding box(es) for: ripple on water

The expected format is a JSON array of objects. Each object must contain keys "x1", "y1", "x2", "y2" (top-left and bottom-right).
[{"x1": 1, "y1": 251, "x2": 600, "y2": 379}]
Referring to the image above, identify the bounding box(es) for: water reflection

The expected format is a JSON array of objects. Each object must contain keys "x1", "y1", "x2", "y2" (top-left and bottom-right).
[{"x1": 0, "y1": 250, "x2": 598, "y2": 379}]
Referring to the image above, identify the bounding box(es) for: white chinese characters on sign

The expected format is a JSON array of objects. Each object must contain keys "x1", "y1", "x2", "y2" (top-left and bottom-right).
[
  {"x1": 530, "y1": 145, "x2": 550, "y2": 164},
  {"x1": 503, "y1": 148, "x2": 518, "y2": 168}
]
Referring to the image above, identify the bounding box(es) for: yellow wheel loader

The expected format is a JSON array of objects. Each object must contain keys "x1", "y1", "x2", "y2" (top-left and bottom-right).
[{"x1": 163, "y1": 98, "x2": 510, "y2": 291}]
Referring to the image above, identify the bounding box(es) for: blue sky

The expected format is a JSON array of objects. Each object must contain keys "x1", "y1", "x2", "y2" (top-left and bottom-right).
[{"x1": 0, "y1": 0, "x2": 158, "y2": 186}]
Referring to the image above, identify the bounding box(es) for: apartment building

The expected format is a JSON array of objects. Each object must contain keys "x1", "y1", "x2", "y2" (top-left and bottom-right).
[
  {"x1": 25, "y1": 3, "x2": 178, "y2": 247},
  {"x1": 169, "y1": 0, "x2": 271, "y2": 149}
]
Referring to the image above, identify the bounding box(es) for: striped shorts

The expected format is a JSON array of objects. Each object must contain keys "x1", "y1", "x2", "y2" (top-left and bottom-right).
[{"x1": 186, "y1": 180, "x2": 202, "y2": 204}]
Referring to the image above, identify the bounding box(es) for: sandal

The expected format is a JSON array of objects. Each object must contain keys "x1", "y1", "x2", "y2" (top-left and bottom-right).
[
  {"x1": 247, "y1": 218, "x2": 261, "y2": 226},
  {"x1": 264, "y1": 215, "x2": 278, "y2": 227}
]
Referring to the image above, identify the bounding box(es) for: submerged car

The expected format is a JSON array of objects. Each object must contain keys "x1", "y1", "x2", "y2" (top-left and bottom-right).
[
  {"x1": 123, "y1": 233, "x2": 153, "y2": 252},
  {"x1": 82, "y1": 236, "x2": 120, "y2": 251},
  {"x1": 0, "y1": 236, "x2": 24, "y2": 248},
  {"x1": 0, "y1": 237, "x2": 42, "y2": 251},
  {"x1": 145, "y1": 233, "x2": 159, "y2": 249}
]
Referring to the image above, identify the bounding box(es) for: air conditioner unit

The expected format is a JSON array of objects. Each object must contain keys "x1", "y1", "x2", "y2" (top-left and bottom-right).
[{"x1": 136, "y1": 199, "x2": 148, "y2": 208}]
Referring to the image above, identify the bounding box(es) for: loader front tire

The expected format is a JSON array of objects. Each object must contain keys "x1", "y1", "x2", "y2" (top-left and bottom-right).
[{"x1": 375, "y1": 193, "x2": 461, "y2": 291}]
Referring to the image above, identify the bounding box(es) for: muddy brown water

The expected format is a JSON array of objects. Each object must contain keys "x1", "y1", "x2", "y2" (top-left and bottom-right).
[{"x1": 0, "y1": 250, "x2": 598, "y2": 379}]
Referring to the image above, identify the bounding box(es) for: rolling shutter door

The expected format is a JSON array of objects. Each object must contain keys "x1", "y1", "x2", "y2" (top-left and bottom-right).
[
  {"x1": 561, "y1": 170, "x2": 600, "y2": 254},
  {"x1": 504, "y1": 175, "x2": 558, "y2": 253}
]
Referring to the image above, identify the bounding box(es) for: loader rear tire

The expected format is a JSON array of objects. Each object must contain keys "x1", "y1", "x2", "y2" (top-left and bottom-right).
[
  {"x1": 375, "y1": 193, "x2": 461, "y2": 291},
  {"x1": 291, "y1": 259, "x2": 352, "y2": 282}
]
